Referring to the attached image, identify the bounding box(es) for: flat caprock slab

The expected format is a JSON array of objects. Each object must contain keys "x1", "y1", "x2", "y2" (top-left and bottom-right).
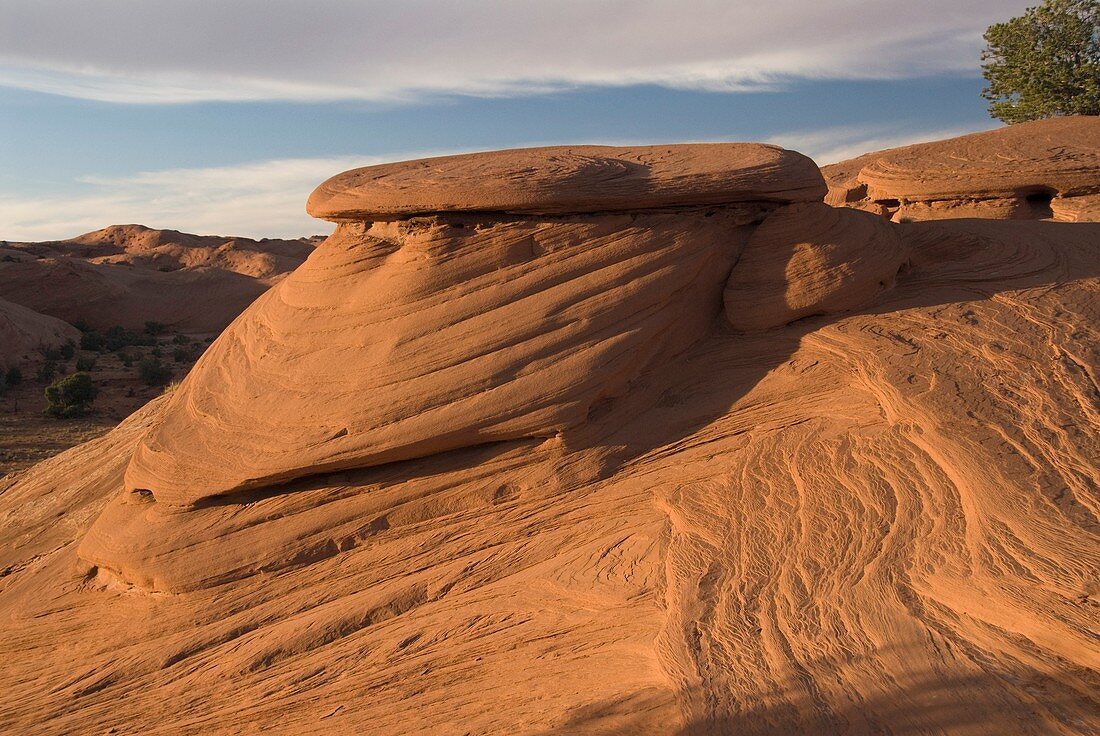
[{"x1": 306, "y1": 143, "x2": 827, "y2": 220}]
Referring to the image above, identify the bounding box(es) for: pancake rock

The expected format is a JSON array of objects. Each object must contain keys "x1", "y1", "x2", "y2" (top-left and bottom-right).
[
  {"x1": 308, "y1": 143, "x2": 827, "y2": 220},
  {"x1": 823, "y1": 116, "x2": 1100, "y2": 221},
  {"x1": 723, "y1": 203, "x2": 908, "y2": 331},
  {"x1": 120, "y1": 143, "x2": 826, "y2": 507}
]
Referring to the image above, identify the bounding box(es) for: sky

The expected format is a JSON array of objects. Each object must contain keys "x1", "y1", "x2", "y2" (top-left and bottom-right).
[{"x1": 0, "y1": 0, "x2": 1031, "y2": 240}]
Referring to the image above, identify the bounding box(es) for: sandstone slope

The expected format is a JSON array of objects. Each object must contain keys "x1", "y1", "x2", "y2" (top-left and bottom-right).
[
  {"x1": 0, "y1": 140, "x2": 1096, "y2": 735},
  {"x1": 0, "y1": 297, "x2": 80, "y2": 368}
]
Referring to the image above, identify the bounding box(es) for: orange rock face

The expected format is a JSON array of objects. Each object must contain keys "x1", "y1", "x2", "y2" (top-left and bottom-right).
[
  {"x1": 1, "y1": 137, "x2": 1098, "y2": 735},
  {"x1": 308, "y1": 143, "x2": 827, "y2": 220},
  {"x1": 824, "y1": 116, "x2": 1100, "y2": 222}
]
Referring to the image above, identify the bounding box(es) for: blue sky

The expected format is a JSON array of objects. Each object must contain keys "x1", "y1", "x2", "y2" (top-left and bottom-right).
[{"x1": 0, "y1": 1, "x2": 1029, "y2": 240}]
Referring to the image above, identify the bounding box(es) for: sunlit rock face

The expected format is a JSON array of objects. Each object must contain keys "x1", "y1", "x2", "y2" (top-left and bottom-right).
[
  {"x1": 123, "y1": 143, "x2": 833, "y2": 505},
  {"x1": 723, "y1": 202, "x2": 908, "y2": 332},
  {"x1": 823, "y1": 116, "x2": 1100, "y2": 222},
  {"x1": 4, "y1": 133, "x2": 1098, "y2": 735}
]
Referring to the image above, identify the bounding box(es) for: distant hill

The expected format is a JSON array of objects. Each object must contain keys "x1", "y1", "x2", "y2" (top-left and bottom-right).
[{"x1": 0, "y1": 224, "x2": 318, "y2": 332}]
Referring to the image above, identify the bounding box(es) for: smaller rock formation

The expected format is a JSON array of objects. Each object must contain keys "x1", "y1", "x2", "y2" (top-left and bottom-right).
[
  {"x1": 824, "y1": 116, "x2": 1100, "y2": 222},
  {"x1": 723, "y1": 203, "x2": 908, "y2": 331},
  {"x1": 0, "y1": 297, "x2": 79, "y2": 368}
]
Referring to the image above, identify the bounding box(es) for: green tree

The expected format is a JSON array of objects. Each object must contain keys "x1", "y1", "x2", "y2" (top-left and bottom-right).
[
  {"x1": 982, "y1": 0, "x2": 1100, "y2": 123},
  {"x1": 44, "y1": 372, "x2": 98, "y2": 418}
]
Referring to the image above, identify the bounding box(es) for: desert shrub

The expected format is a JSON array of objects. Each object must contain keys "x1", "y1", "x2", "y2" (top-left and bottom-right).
[
  {"x1": 80, "y1": 331, "x2": 106, "y2": 351},
  {"x1": 44, "y1": 372, "x2": 98, "y2": 418},
  {"x1": 103, "y1": 326, "x2": 132, "y2": 351},
  {"x1": 75, "y1": 356, "x2": 97, "y2": 371},
  {"x1": 982, "y1": 0, "x2": 1100, "y2": 122},
  {"x1": 171, "y1": 333, "x2": 190, "y2": 345},
  {"x1": 71, "y1": 320, "x2": 92, "y2": 332},
  {"x1": 171, "y1": 346, "x2": 191, "y2": 363},
  {"x1": 118, "y1": 351, "x2": 135, "y2": 367},
  {"x1": 5, "y1": 366, "x2": 22, "y2": 387},
  {"x1": 39, "y1": 344, "x2": 62, "y2": 361},
  {"x1": 138, "y1": 356, "x2": 172, "y2": 386},
  {"x1": 144, "y1": 321, "x2": 166, "y2": 336},
  {"x1": 36, "y1": 361, "x2": 57, "y2": 383},
  {"x1": 58, "y1": 342, "x2": 75, "y2": 360}
]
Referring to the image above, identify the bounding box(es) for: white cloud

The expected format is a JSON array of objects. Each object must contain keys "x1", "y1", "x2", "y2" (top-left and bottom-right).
[
  {"x1": 0, "y1": 157, "x2": 375, "y2": 240},
  {"x1": 0, "y1": 1, "x2": 1030, "y2": 103},
  {"x1": 765, "y1": 124, "x2": 990, "y2": 165},
  {"x1": 0, "y1": 122, "x2": 993, "y2": 241}
]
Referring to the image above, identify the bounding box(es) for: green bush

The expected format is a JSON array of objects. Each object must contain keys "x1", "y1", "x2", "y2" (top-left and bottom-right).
[
  {"x1": 75, "y1": 356, "x2": 97, "y2": 371},
  {"x1": 144, "y1": 321, "x2": 166, "y2": 336},
  {"x1": 59, "y1": 342, "x2": 75, "y2": 360},
  {"x1": 36, "y1": 360, "x2": 57, "y2": 383},
  {"x1": 44, "y1": 372, "x2": 98, "y2": 418},
  {"x1": 982, "y1": 0, "x2": 1100, "y2": 122},
  {"x1": 80, "y1": 331, "x2": 106, "y2": 351},
  {"x1": 5, "y1": 366, "x2": 22, "y2": 387},
  {"x1": 138, "y1": 356, "x2": 172, "y2": 386},
  {"x1": 171, "y1": 346, "x2": 191, "y2": 363}
]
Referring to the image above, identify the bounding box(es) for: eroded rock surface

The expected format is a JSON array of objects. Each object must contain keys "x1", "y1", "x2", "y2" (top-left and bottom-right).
[
  {"x1": 824, "y1": 116, "x2": 1100, "y2": 221},
  {"x1": 308, "y1": 143, "x2": 827, "y2": 220},
  {"x1": 122, "y1": 143, "x2": 830, "y2": 505},
  {"x1": 724, "y1": 202, "x2": 908, "y2": 331},
  {"x1": 1, "y1": 138, "x2": 1098, "y2": 735}
]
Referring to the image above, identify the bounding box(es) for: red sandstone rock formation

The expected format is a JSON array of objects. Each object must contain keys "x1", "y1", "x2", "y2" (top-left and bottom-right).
[{"x1": 1, "y1": 136, "x2": 1097, "y2": 735}]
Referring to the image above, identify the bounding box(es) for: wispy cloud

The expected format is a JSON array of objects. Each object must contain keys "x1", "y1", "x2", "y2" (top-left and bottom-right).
[
  {"x1": 766, "y1": 124, "x2": 988, "y2": 165},
  {"x1": 0, "y1": 1, "x2": 1026, "y2": 103},
  {"x1": 0, "y1": 122, "x2": 989, "y2": 242},
  {"x1": 0, "y1": 157, "x2": 375, "y2": 241}
]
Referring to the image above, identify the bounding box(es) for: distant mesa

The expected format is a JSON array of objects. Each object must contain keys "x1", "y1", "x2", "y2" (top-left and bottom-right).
[
  {"x1": 0, "y1": 225, "x2": 316, "y2": 333},
  {"x1": 824, "y1": 116, "x2": 1100, "y2": 222}
]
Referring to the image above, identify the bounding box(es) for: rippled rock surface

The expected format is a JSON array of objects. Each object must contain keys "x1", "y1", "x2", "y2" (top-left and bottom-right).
[{"x1": 1, "y1": 137, "x2": 1097, "y2": 735}]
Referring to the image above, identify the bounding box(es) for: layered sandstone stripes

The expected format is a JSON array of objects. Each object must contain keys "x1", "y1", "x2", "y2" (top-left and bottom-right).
[{"x1": 0, "y1": 136, "x2": 1097, "y2": 735}]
